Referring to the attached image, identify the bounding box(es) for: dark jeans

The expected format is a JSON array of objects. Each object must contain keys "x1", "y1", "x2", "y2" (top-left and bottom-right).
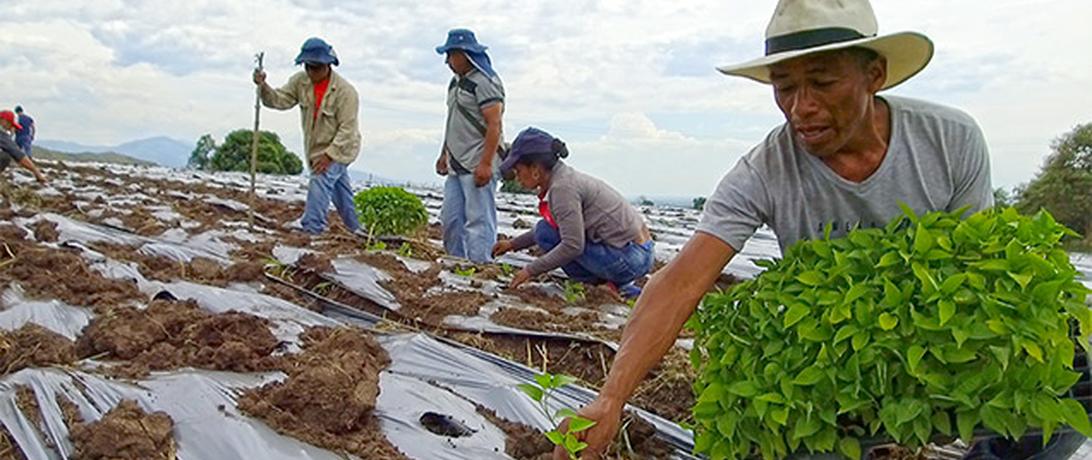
[{"x1": 533, "y1": 220, "x2": 654, "y2": 286}]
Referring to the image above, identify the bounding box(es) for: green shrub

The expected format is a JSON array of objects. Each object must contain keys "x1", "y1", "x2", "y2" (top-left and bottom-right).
[
  {"x1": 352, "y1": 186, "x2": 428, "y2": 237},
  {"x1": 690, "y1": 206, "x2": 1092, "y2": 459}
]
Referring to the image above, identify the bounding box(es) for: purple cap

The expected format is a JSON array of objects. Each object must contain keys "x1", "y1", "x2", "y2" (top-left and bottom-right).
[{"x1": 499, "y1": 127, "x2": 558, "y2": 174}]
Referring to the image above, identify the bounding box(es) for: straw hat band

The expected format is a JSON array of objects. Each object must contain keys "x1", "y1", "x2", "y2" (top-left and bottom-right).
[{"x1": 766, "y1": 27, "x2": 869, "y2": 55}]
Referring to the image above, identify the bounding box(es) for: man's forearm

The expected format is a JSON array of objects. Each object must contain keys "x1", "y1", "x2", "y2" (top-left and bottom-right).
[{"x1": 598, "y1": 234, "x2": 735, "y2": 409}]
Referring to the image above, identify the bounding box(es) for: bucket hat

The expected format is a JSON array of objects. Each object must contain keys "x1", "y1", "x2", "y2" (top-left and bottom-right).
[
  {"x1": 435, "y1": 29, "x2": 488, "y2": 55},
  {"x1": 295, "y1": 37, "x2": 339, "y2": 66},
  {"x1": 716, "y1": 0, "x2": 933, "y2": 90}
]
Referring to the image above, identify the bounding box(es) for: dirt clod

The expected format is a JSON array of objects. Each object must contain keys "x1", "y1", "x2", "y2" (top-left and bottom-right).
[
  {"x1": 69, "y1": 400, "x2": 175, "y2": 460},
  {"x1": 0, "y1": 324, "x2": 76, "y2": 376},
  {"x1": 238, "y1": 326, "x2": 406, "y2": 459},
  {"x1": 76, "y1": 299, "x2": 284, "y2": 378},
  {"x1": 30, "y1": 220, "x2": 59, "y2": 243}
]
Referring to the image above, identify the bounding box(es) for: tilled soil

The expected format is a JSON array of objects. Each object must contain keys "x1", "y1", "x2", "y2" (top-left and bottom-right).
[
  {"x1": 0, "y1": 324, "x2": 76, "y2": 376},
  {"x1": 30, "y1": 220, "x2": 59, "y2": 243},
  {"x1": 75, "y1": 299, "x2": 284, "y2": 378},
  {"x1": 89, "y1": 243, "x2": 232, "y2": 287},
  {"x1": 237, "y1": 326, "x2": 406, "y2": 459},
  {"x1": 0, "y1": 223, "x2": 27, "y2": 242},
  {"x1": 0, "y1": 241, "x2": 146, "y2": 312},
  {"x1": 476, "y1": 406, "x2": 673, "y2": 459},
  {"x1": 68, "y1": 400, "x2": 175, "y2": 460}
]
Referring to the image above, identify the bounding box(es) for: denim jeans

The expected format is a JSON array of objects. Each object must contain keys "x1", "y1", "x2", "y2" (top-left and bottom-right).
[
  {"x1": 441, "y1": 174, "x2": 497, "y2": 263},
  {"x1": 301, "y1": 161, "x2": 360, "y2": 235},
  {"x1": 532, "y1": 220, "x2": 654, "y2": 286},
  {"x1": 16, "y1": 140, "x2": 31, "y2": 157}
]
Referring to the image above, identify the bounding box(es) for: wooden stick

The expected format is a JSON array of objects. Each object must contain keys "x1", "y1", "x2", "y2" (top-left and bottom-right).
[{"x1": 249, "y1": 51, "x2": 265, "y2": 228}]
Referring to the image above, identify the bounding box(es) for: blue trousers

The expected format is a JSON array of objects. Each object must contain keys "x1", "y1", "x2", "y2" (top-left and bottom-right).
[
  {"x1": 533, "y1": 220, "x2": 653, "y2": 286},
  {"x1": 16, "y1": 139, "x2": 31, "y2": 157},
  {"x1": 301, "y1": 162, "x2": 360, "y2": 235},
  {"x1": 441, "y1": 174, "x2": 497, "y2": 263}
]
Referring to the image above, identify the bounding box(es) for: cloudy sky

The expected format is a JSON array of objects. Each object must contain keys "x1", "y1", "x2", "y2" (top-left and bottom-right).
[{"x1": 1, "y1": 0, "x2": 1089, "y2": 198}]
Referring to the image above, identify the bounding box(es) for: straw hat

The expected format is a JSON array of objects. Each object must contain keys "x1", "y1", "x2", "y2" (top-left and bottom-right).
[{"x1": 717, "y1": 0, "x2": 934, "y2": 90}]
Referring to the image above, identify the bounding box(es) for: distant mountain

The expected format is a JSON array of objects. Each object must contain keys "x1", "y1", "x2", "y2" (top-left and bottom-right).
[
  {"x1": 37, "y1": 136, "x2": 192, "y2": 168},
  {"x1": 30, "y1": 146, "x2": 155, "y2": 166}
]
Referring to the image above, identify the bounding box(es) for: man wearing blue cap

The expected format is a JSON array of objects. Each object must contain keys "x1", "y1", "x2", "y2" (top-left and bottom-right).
[
  {"x1": 435, "y1": 28, "x2": 506, "y2": 263},
  {"x1": 253, "y1": 37, "x2": 363, "y2": 236}
]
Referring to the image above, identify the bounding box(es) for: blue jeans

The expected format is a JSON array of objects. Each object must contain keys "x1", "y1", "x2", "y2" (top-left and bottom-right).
[
  {"x1": 441, "y1": 174, "x2": 497, "y2": 263},
  {"x1": 301, "y1": 162, "x2": 360, "y2": 235},
  {"x1": 533, "y1": 220, "x2": 654, "y2": 286},
  {"x1": 16, "y1": 139, "x2": 31, "y2": 157}
]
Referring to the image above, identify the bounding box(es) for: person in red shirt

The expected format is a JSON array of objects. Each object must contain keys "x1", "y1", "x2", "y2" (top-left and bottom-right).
[{"x1": 0, "y1": 110, "x2": 47, "y2": 184}]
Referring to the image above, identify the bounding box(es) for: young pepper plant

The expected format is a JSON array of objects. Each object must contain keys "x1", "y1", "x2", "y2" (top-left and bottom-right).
[{"x1": 517, "y1": 373, "x2": 597, "y2": 459}]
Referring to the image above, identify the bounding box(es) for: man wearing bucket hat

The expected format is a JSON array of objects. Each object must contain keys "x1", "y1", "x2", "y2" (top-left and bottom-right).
[
  {"x1": 0, "y1": 110, "x2": 47, "y2": 184},
  {"x1": 253, "y1": 37, "x2": 363, "y2": 236},
  {"x1": 555, "y1": 1, "x2": 1083, "y2": 459},
  {"x1": 435, "y1": 28, "x2": 506, "y2": 263}
]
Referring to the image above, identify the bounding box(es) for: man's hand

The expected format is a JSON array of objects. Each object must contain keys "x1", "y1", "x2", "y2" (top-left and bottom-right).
[
  {"x1": 253, "y1": 69, "x2": 267, "y2": 86},
  {"x1": 509, "y1": 268, "x2": 533, "y2": 289},
  {"x1": 473, "y1": 161, "x2": 493, "y2": 187},
  {"x1": 436, "y1": 154, "x2": 449, "y2": 176},
  {"x1": 311, "y1": 154, "x2": 332, "y2": 175},
  {"x1": 492, "y1": 239, "x2": 514, "y2": 258},
  {"x1": 35, "y1": 174, "x2": 48, "y2": 185},
  {"x1": 552, "y1": 397, "x2": 624, "y2": 459}
]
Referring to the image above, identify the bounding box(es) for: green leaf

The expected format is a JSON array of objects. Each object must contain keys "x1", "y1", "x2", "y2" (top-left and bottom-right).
[
  {"x1": 838, "y1": 437, "x2": 861, "y2": 460},
  {"x1": 913, "y1": 223, "x2": 935, "y2": 254},
  {"x1": 852, "y1": 331, "x2": 870, "y2": 351},
  {"x1": 834, "y1": 325, "x2": 859, "y2": 344},
  {"x1": 907, "y1": 345, "x2": 926, "y2": 373},
  {"x1": 877, "y1": 252, "x2": 901, "y2": 268},
  {"x1": 728, "y1": 380, "x2": 760, "y2": 397},
  {"x1": 957, "y1": 410, "x2": 977, "y2": 442},
  {"x1": 534, "y1": 373, "x2": 553, "y2": 390},
  {"x1": 797, "y1": 271, "x2": 824, "y2": 286},
  {"x1": 793, "y1": 415, "x2": 823, "y2": 440},
  {"x1": 1060, "y1": 399, "x2": 1092, "y2": 437},
  {"x1": 879, "y1": 313, "x2": 899, "y2": 331},
  {"x1": 556, "y1": 408, "x2": 579, "y2": 419},
  {"x1": 545, "y1": 430, "x2": 565, "y2": 445},
  {"x1": 784, "y1": 303, "x2": 811, "y2": 329},
  {"x1": 793, "y1": 365, "x2": 825, "y2": 386},
  {"x1": 1023, "y1": 341, "x2": 1044, "y2": 363},
  {"x1": 553, "y1": 374, "x2": 578, "y2": 388},
  {"x1": 932, "y1": 411, "x2": 952, "y2": 436},
  {"x1": 844, "y1": 284, "x2": 870, "y2": 305},
  {"x1": 517, "y1": 383, "x2": 544, "y2": 402},
  {"x1": 567, "y1": 416, "x2": 597, "y2": 434},
  {"x1": 938, "y1": 300, "x2": 956, "y2": 326}
]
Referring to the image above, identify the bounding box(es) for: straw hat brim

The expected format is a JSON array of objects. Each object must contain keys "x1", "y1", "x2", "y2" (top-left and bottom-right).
[{"x1": 716, "y1": 31, "x2": 934, "y2": 90}]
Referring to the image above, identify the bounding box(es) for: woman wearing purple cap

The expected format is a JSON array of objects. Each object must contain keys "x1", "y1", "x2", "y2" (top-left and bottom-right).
[{"x1": 492, "y1": 127, "x2": 654, "y2": 299}]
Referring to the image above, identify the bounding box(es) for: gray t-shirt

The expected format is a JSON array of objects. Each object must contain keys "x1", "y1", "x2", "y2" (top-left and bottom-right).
[
  {"x1": 1, "y1": 130, "x2": 26, "y2": 171},
  {"x1": 444, "y1": 69, "x2": 505, "y2": 174},
  {"x1": 698, "y1": 96, "x2": 993, "y2": 253}
]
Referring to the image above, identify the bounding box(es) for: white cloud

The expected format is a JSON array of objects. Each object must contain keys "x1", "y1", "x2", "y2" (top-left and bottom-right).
[{"x1": 1, "y1": 0, "x2": 1090, "y2": 196}]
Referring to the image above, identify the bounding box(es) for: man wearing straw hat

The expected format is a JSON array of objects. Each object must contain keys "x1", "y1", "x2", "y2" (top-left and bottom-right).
[{"x1": 556, "y1": 0, "x2": 1084, "y2": 458}]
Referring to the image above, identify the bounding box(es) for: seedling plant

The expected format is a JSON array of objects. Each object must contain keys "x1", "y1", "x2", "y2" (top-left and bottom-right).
[
  {"x1": 353, "y1": 186, "x2": 428, "y2": 238},
  {"x1": 563, "y1": 281, "x2": 586, "y2": 304},
  {"x1": 690, "y1": 207, "x2": 1092, "y2": 459},
  {"x1": 517, "y1": 373, "x2": 597, "y2": 459}
]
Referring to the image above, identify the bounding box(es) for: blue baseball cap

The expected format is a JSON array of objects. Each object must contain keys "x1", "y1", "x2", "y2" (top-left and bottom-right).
[
  {"x1": 500, "y1": 127, "x2": 564, "y2": 174},
  {"x1": 435, "y1": 29, "x2": 488, "y2": 55},
  {"x1": 295, "y1": 37, "x2": 339, "y2": 66}
]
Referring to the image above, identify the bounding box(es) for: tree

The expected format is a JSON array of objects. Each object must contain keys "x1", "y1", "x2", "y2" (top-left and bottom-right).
[
  {"x1": 500, "y1": 178, "x2": 534, "y2": 195},
  {"x1": 638, "y1": 196, "x2": 655, "y2": 207},
  {"x1": 188, "y1": 134, "x2": 216, "y2": 170},
  {"x1": 693, "y1": 196, "x2": 707, "y2": 210},
  {"x1": 207, "y1": 129, "x2": 303, "y2": 176},
  {"x1": 1015, "y1": 122, "x2": 1092, "y2": 238},
  {"x1": 992, "y1": 187, "x2": 1012, "y2": 209}
]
